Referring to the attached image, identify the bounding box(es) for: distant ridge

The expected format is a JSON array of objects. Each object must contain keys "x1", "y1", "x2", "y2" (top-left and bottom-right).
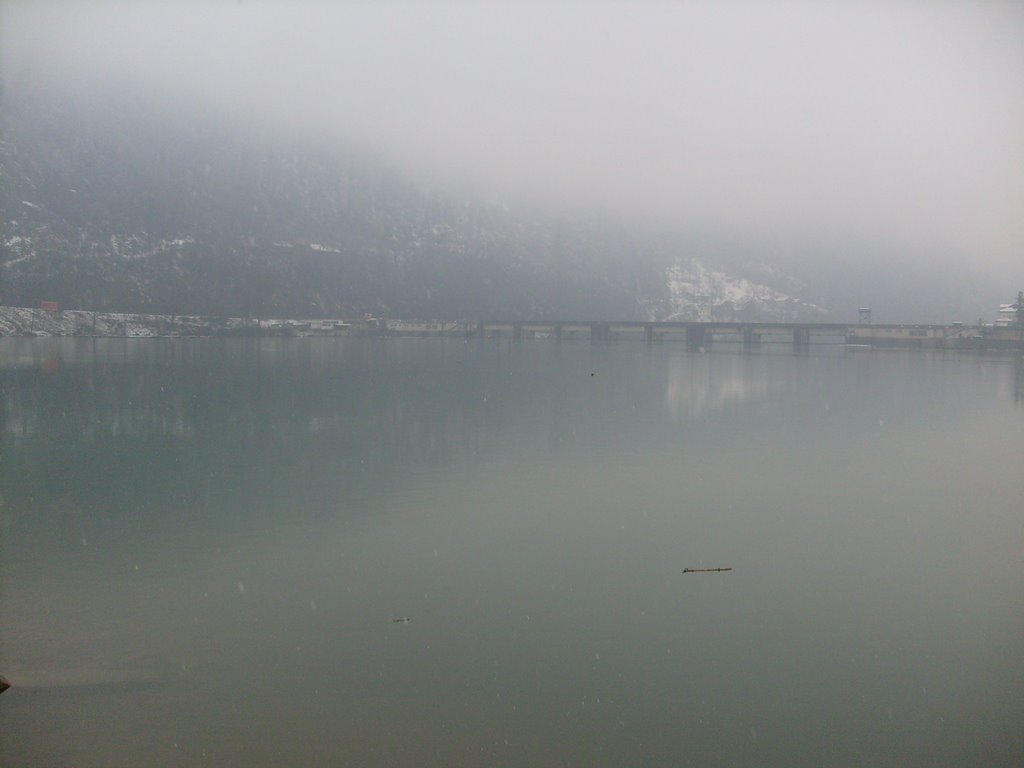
[{"x1": 1, "y1": 77, "x2": 829, "y2": 322}]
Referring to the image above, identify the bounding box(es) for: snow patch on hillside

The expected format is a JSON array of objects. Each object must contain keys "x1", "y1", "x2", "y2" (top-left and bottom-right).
[{"x1": 660, "y1": 259, "x2": 826, "y2": 321}]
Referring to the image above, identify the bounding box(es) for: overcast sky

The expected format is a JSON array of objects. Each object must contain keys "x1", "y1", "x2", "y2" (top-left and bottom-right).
[{"x1": 3, "y1": 1, "x2": 1022, "y2": 277}]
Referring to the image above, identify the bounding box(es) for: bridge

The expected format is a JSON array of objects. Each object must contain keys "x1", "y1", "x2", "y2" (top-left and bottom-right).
[
  {"x1": 474, "y1": 320, "x2": 851, "y2": 351},
  {"x1": 464, "y1": 320, "x2": 1024, "y2": 351}
]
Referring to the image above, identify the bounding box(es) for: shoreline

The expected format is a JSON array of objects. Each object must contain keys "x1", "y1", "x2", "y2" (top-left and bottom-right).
[{"x1": 2, "y1": 306, "x2": 1021, "y2": 350}]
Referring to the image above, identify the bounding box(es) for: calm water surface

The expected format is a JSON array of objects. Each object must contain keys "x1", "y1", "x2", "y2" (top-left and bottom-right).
[{"x1": 1, "y1": 338, "x2": 1022, "y2": 767}]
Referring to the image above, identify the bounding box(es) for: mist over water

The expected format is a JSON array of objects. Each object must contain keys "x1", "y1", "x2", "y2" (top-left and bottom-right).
[{"x1": 2, "y1": 338, "x2": 1022, "y2": 766}]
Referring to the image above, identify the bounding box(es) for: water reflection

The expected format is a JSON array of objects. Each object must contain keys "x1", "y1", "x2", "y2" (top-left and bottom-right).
[
  {"x1": 0, "y1": 339, "x2": 806, "y2": 560},
  {"x1": 2, "y1": 339, "x2": 1022, "y2": 768},
  {"x1": 1015, "y1": 354, "x2": 1024, "y2": 406},
  {"x1": 663, "y1": 353, "x2": 780, "y2": 420},
  {"x1": 4, "y1": 341, "x2": 1023, "y2": 553},
  {"x1": 1, "y1": 339, "x2": 498, "y2": 555}
]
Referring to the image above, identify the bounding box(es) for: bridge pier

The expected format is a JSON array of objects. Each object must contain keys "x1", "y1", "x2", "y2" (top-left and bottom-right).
[
  {"x1": 686, "y1": 325, "x2": 707, "y2": 351},
  {"x1": 554, "y1": 324, "x2": 562, "y2": 341},
  {"x1": 513, "y1": 323, "x2": 523, "y2": 340},
  {"x1": 590, "y1": 322, "x2": 610, "y2": 342},
  {"x1": 742, "y1": 326, "x2": 762, "y2": 350},
  {"x1": 792, "y1": 326, "x2": 810, "y2": 352},
  {"x1": 645, "y1": 323, "x2": 655, "y2": 343}
]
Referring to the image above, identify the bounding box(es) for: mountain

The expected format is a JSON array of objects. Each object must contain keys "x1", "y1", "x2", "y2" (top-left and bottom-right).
[
  {"x1": 0, "y1": 77, "x2": 831, "y2": 322},
  {"x1": 654, "y1": 258, "x2": 826, "y2": 322}
]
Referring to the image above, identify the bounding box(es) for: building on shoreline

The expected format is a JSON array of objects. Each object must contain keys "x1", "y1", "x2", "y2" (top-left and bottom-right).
[{"x1": 994, "y1": 291, "x2": 1024, "y2": 327}]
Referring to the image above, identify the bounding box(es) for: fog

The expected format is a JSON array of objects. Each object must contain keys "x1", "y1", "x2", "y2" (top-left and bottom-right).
[{"x1": 4, "y1": 1, "x2": 1022, "y2": 280}]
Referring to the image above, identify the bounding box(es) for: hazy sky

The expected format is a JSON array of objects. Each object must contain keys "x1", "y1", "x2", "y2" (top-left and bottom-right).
[{"x1": 3, "y1": 1, "x2": 1022, "y2": 276}]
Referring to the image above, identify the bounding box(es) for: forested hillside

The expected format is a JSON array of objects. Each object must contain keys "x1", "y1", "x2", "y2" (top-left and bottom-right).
[{"x1": 1, "y1": 80, "x2": 676, "y2": 320}]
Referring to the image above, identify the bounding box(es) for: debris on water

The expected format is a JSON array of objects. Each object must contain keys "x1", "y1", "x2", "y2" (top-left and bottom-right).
[
  {"x1": 0, "y1": 675, "x2": 10, "y2": 695},
  {"x1": 392, "y1": 617, "x2": 411, "y2": 623},
  {"x1": 682, "y1": 567, "x2": 733, "y2": 573}
]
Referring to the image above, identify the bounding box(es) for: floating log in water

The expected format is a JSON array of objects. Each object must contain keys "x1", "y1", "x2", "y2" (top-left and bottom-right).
[{"x1": 682, "y1": 567, "x2": 733, "y2": 573}]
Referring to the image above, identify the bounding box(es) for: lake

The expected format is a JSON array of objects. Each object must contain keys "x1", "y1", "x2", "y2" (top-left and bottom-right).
[{"x1": 1, "y1": 337, "x2": 1022, "y2": 767}]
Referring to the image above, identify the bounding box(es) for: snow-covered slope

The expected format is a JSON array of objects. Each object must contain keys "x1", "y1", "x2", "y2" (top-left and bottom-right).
[{"x1": 653, "y1": 259, "x2": 827, "y2": 322}]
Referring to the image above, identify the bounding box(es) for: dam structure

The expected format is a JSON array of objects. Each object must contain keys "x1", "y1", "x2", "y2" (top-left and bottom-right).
[
  {"x1": 467, "y1": 320, "x2": 1024, "y2": 351},
  {"x1": 474, "y1": 320, "x2": 844, "y2": 352},
  {"x1": 2, "y1": 306, "x2": 1022, "y2": 349}
]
